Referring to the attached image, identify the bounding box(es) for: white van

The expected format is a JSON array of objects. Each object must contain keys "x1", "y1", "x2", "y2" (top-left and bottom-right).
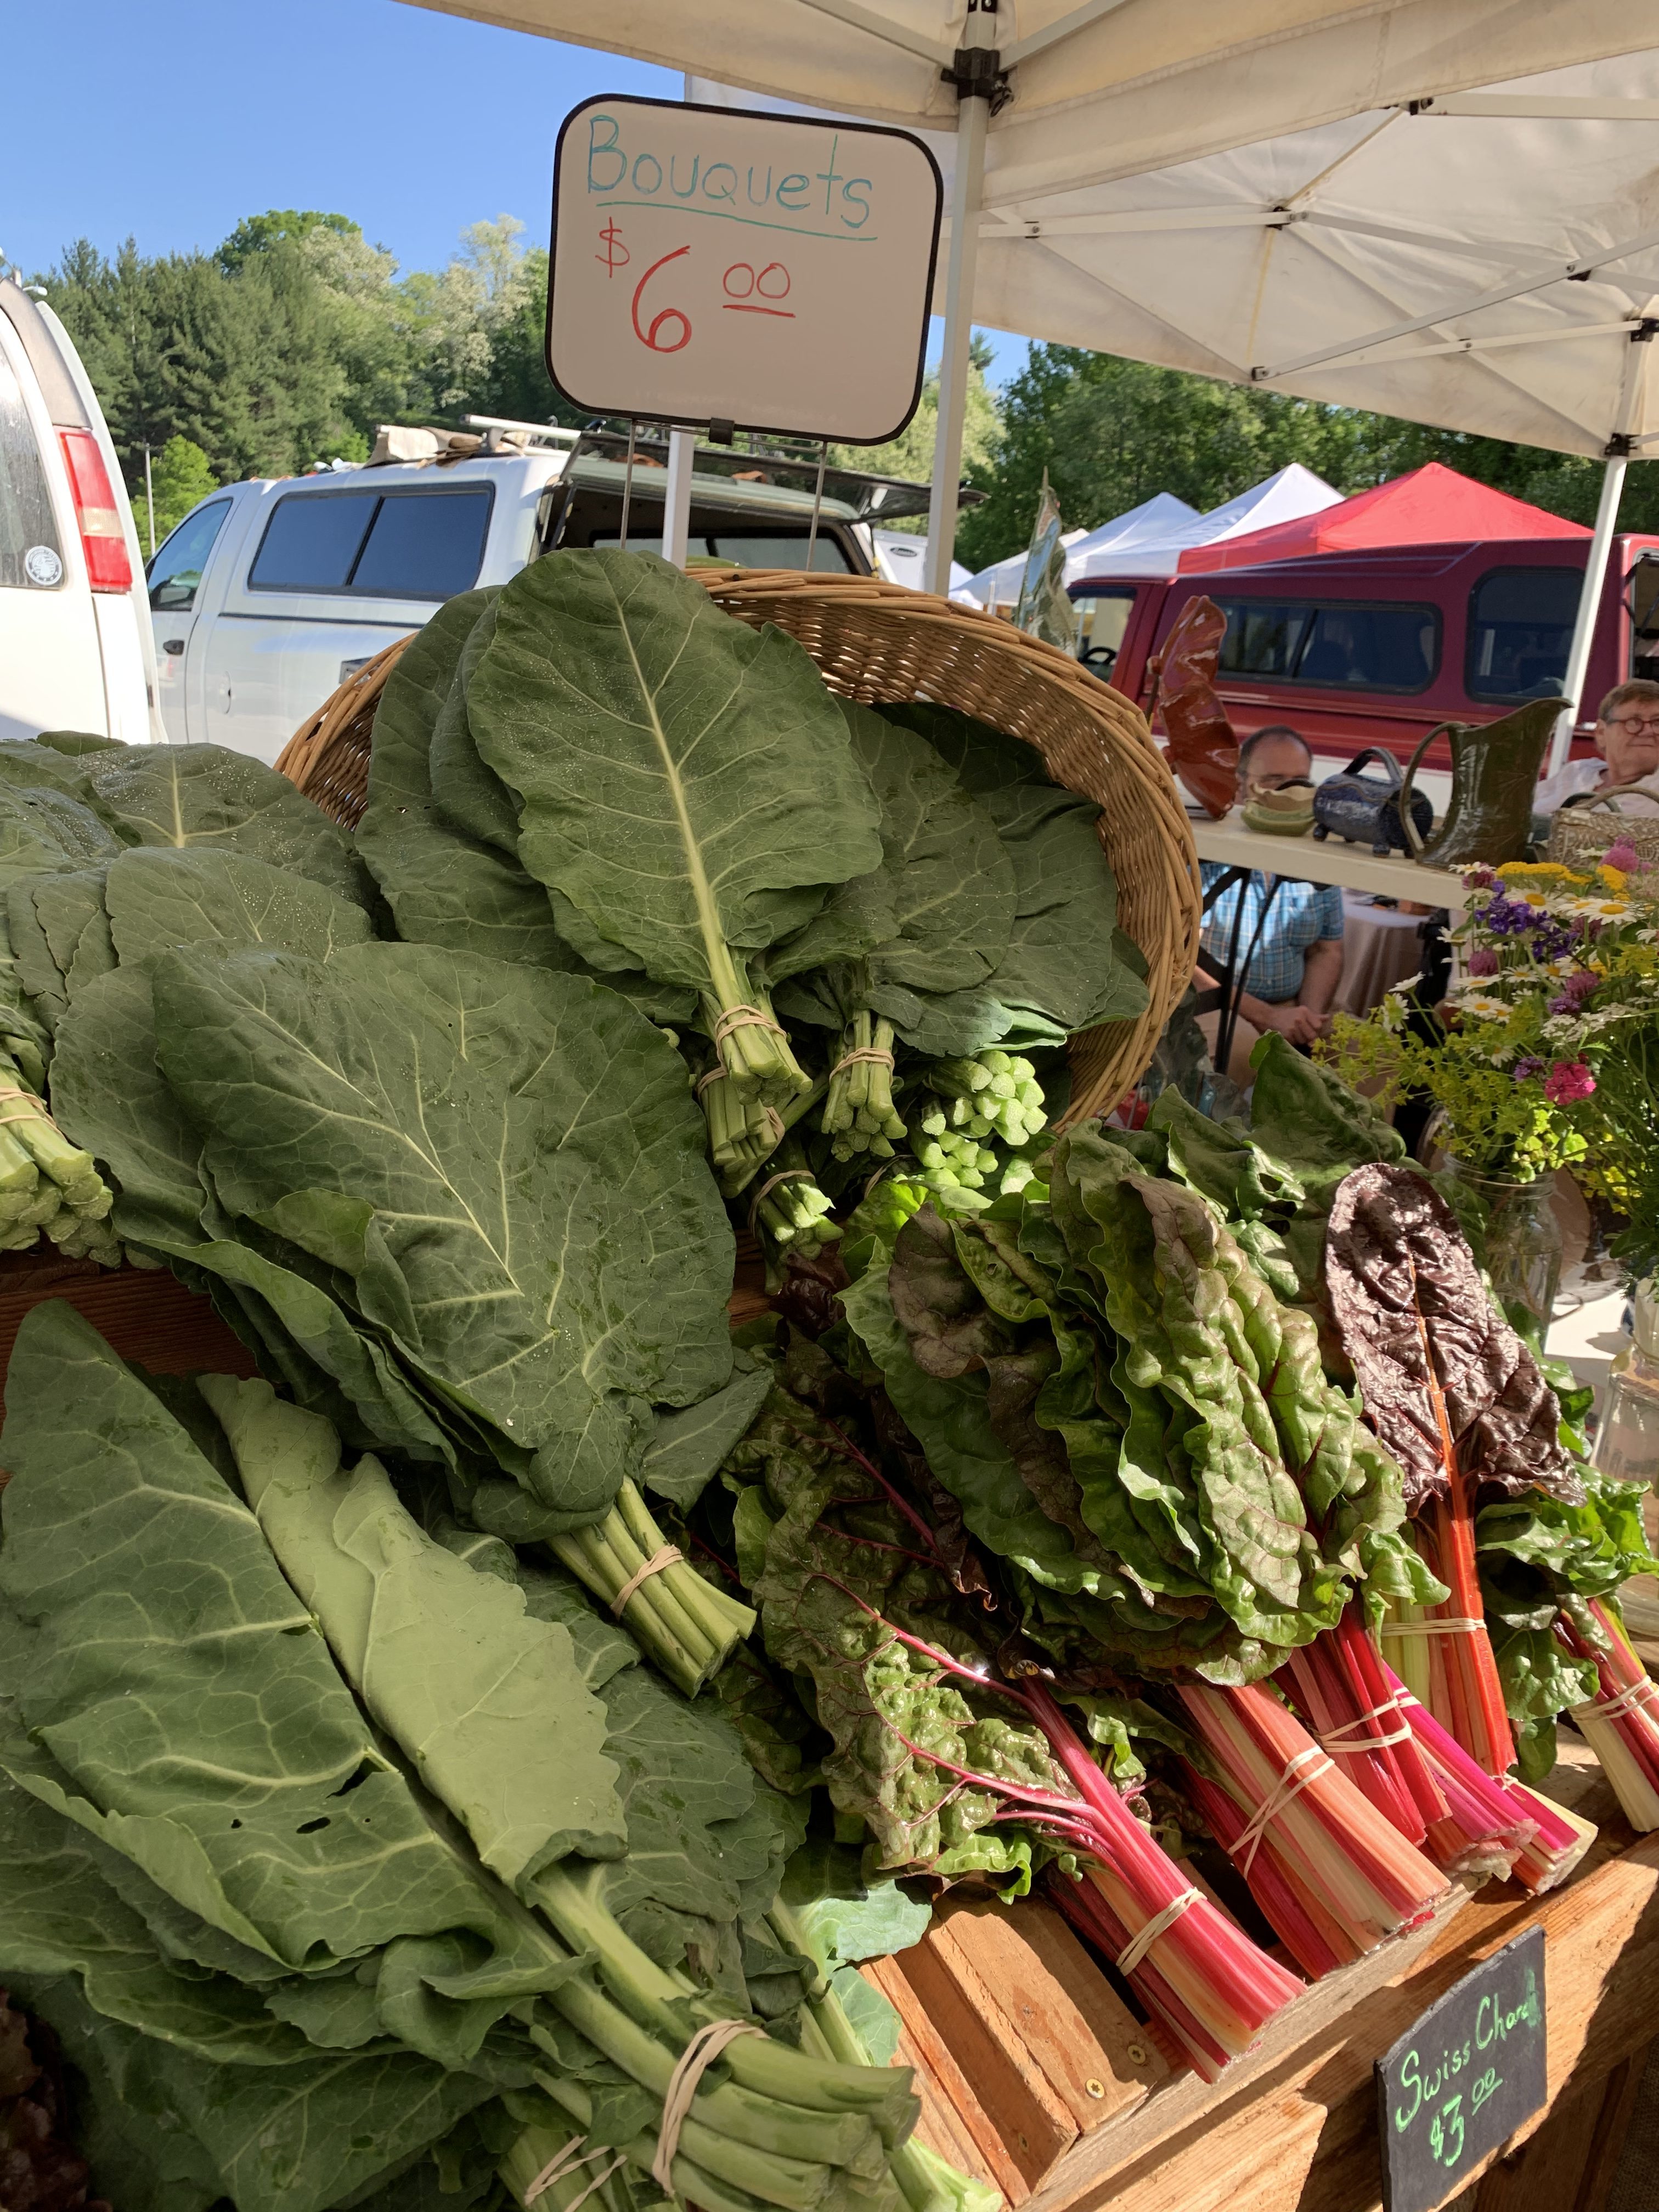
[
  {"x1": 150, "y1": 421, "x2": 978, "y2": 763},
  {"x1": 0, "y1": 275, "x2": 157, "y2": 745}
]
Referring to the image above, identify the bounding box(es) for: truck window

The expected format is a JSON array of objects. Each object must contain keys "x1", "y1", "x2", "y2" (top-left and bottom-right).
[
  {"x1": 1074, "y1": 589, "x2": 1136, "y2": 674},
  {"x1": 250, "y1": 492, "x2": 379, "y2": 591},
  {"x1": 148, "y1": 498, "x2": 232, "y2": 612},
  {"x1": 1216, "y1": 597, "x2": 1438, "y2": 692},
  {"x1": 0, "y1": 352, "x2": 63, "y2": 590},
  {"x1": 591, "y1": 529, "x2": 851, "y2": 572},
  {"x1": 1466, "y1": 566, "x2": 1578, "y2": 701},
  {"x1": 248, "y1": 488, "x2": 494, "y2": 598},
  {"x1": 351, "y1": 490, "x2": 494, "y2": 598}
]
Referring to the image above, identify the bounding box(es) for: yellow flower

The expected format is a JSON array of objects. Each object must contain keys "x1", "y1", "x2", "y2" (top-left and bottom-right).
[
  {"x1": 1599, "y1": 864, "x2": 1630, "y2": 891},
  {"x1": 1498, "y1": 860, "x2": 1583, "y2": 883}
]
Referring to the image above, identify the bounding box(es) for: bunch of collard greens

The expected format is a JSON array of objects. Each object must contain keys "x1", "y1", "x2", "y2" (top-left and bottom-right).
[
  {"x1": 18, "y1": 765, "x2": 758, "y2": 1688},
  {"x1": 828, "y1": 1067, "x2": 1440, "y2": 1687},
  {"x1": 0, "y1": 1302, "x2": 938, "y2": 2212},
  {"x1": 0, "y1": 733, "x2": 375, "y2": 1266},
  {"x1": 354, "y1": 552, "x2": 1147, "y2": 1249}
]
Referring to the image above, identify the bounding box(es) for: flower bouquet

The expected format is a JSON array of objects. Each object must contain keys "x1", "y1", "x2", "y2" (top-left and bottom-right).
[{"x1": 1327, "y1": 838, "x2": 1659, "y2": 1286}]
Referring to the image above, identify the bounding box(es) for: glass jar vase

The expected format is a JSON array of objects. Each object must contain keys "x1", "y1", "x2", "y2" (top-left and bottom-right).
[
  {"x1": 1443, "y1": 1161, "x2": 1564, "y2": 1336},
  {"x1": 1594, "y1": 1278, "x2": 1659, "y2": 1486}
]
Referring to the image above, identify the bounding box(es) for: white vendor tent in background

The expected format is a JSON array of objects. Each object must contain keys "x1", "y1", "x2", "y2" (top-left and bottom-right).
[
  {"x1": 964, "y1": 525, "x2": 1090, "y2": 614},
  {"x1": 399, "y1": 1, "x2": 1656, "y2": 758},
  {"x1": 1064, "y1": 466, "x2": 1340, "y2": 583},
  {"x1": 870, "y1": 532, "x2": 980, "y2": 602}
]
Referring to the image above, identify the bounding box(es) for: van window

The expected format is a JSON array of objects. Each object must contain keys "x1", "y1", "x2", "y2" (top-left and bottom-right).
[
  {"x1": 248, "y1": 488, "x2": 493, "y2": 598},
  {"x1": 1631, "y1": 554, "x2": 1659, "y2": 685},
  {"x1": 1216, "y1": 597, "x2": 1438, "y2": 692},
  {"x1": 1466, "y1": 566, "x2": 1579, "y2": 701},
  {"x1": 0, "y1": 353, "x2": 63, "y2": 590},
  {"x1": 148, "y1": 499, "x2": 232, "y2": 612}
]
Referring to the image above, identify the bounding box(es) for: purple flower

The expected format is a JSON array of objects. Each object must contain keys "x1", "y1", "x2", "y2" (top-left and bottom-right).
[
  {"x1": 1514, "y1": 1058, "x2": 1545, "y2": 1081},
  {"x1": 1468, "y1": 946, "x2": 1499, "y2": 977},
  {"x1": 1547, "y1": 967, "x2": 1601, "y2": 1017},
  {"x1": 1544, "y1": 1060, "x2": 1596, "y2": 1106},
  {"x1": 1604, "y1": 839, "x2": 1643, "y2": 873}
]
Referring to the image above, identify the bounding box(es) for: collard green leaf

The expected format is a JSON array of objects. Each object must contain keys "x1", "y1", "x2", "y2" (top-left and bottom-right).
[
  {"x1": 0, "y1": 1767, "x2": 325, "y2": 2067},
  {"x1": 0, "y1": 1304, "x2": 566, "y2": 1988},
  {"x1": 468, "y1": 550, "x2": 883, "y2": 989},
  {"x1": 20, "y1": 1973, "x2": 495, "y2": 2212},
  {"x1": 80, "y1": 743, "x2": 374, "y2": 911},
  {"x1": 1325, "y1": 1164, "x2": 1582, "y2": 1509},
  {"x1": 559, "y1": 1660, "x2": 805, "y2": 1971},
  {"x1": 834, "y1": 702, "x2": 1012, "y2": 997},
  {"x1": 151, "y1": 942, "x2": 733, "y2": 1516},
  {"x1": 202, "y1": 1375, "x2": 628, "y2": 1894},
  {"x1": 104, "y1": 845, "x2": 374, "y2": 966},
  {"x1": 357, "y1": 592, "x2": 580, "y2": 973}
]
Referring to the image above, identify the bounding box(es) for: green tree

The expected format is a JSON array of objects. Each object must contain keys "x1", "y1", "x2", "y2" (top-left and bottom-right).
[
  {"x1": 139, "y1": 436, "x2": 217, "y2": 551},
  {"x1": 828, "y1": 332, "x2": 1002, "y2": 531},
  {"x1": 218, "y1": 210, "x2": 358, "y2": 273}
]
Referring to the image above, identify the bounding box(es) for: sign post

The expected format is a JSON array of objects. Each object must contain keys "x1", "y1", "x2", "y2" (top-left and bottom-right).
[{"x1": 548, "y1": 93, "x2": 943, "y2": 531}]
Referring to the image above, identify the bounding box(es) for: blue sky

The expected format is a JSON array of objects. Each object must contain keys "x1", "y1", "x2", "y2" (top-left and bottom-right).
[{"x1": 5, "y1": 0, "x2": 1029, "y2": 387}]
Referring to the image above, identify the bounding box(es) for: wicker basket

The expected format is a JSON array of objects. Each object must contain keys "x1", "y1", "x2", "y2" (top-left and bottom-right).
[
  {"x1": 275, "y1": 570, "x2": 1199, "y2": 1117},
  {"x1": 1546, "y1": 783, "x2": 1659, "y2": 868}
]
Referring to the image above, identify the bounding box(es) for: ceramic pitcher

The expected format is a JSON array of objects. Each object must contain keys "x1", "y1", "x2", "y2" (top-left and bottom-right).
[{"x1": 1397, "y1": 698, "x2": 1562, "y2": 870}]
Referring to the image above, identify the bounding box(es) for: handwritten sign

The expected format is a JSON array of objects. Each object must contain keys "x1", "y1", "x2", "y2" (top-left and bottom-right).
[
  {"x1": 1376, "y1": 1929, "x2": 1547, "y2": 2212},
  {"x1": 547, "y1": 94, "x2": 941, "y2": 443}
]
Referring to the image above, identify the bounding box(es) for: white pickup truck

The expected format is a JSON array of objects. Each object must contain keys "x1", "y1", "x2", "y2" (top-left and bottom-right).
[{"x1": 146, "y1": 420, "x2": 972, "y2": 763}]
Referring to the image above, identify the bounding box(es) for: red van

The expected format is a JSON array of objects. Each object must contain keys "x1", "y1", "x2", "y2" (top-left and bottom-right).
[{"x1": 1071, "y1": 535, "x2": 1659, "y2": 775}]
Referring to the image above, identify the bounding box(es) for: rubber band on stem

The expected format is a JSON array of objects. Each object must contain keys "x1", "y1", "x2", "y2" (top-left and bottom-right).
[
  {"x1": 651, "y1": 2019, "x2": 766, "y2": 2191},
  {"x1": 609, "y1": 1544, "x2": 682, "y2": 1616}
]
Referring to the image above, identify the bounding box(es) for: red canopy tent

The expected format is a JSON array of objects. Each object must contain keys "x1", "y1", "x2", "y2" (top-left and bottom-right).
[{"x1": 1176, "y1": 462, "x2": 1589, "y2": 574}]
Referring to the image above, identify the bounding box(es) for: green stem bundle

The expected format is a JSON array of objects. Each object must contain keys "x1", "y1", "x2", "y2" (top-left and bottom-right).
[
  {"x1": 546, "y1": 1477, "x2": 757, "y2": 1697},
  {"x1": 0, "y1": 1043, "x2": 117, "y2": 1261},
  {"x1": 823, "y1": 1013, "x2": 905, "y2": 1162}
]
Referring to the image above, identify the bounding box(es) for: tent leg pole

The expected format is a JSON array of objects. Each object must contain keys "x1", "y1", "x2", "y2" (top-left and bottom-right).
[
  {"x1": 1550, "y1": 454, "x2": 1627, "y2": 776},
  {"x1": 663, "y1": 426, "x2": 696, "y2": 569},
  {"x1": 924, "y1": 90, "x2": 988, "y2": 599}
]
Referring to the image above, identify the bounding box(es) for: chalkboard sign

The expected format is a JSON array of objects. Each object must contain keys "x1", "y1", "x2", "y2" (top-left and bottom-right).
[
  {"x1": 547, "y1": 94, "x2": 942, "y2": 443},
  {"x1": 1376, "y1": 1928, "x2": 1547, "y2": 2212}
]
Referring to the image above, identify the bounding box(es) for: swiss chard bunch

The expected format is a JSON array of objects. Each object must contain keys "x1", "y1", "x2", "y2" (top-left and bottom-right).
[{"x1": 835, "y1": 1126, "x2": 1429, "y2": 1688}]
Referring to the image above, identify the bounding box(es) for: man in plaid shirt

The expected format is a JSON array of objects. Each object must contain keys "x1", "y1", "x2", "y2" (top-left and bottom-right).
[{"x1": 1196, "y1": 727, "x2": 1345, "y2": 1083}]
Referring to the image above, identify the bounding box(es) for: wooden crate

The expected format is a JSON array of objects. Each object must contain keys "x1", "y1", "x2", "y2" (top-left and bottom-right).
[
  {"x1": 861, "y1": 1748, "x2": 1658, "y2": 2212},
  {"x1": 0, "y1": 1252, "x2": 256, "y2": 1419}
]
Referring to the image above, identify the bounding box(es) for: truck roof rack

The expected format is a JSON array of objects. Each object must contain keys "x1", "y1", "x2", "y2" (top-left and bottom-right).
[
  {"x1": 366, "y1": 419, "x2": 578, "y2": 467},
  {"x1": 567, "y1": 422, "x2": 983, "y2": 523}
]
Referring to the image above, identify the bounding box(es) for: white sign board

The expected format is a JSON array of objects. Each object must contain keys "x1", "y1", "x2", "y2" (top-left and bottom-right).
[{"x1": 547, "y1": 95, "x2": 942, "y2": 445}]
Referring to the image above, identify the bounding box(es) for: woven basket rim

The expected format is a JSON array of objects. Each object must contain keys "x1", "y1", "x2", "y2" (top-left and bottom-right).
[{"x1": 277, "y1": 563, "x2": 1200, "y2": 1115}]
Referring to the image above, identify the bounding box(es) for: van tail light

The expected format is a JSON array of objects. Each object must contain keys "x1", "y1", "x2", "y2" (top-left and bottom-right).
[{"x1": 57, "y1": 429, "x2": 132, "y2": 592}]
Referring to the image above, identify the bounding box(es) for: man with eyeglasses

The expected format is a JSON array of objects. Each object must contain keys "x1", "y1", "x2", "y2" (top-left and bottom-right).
[{"x1": 1536, "y1": 679, "x2": 1659, "y2": 814}]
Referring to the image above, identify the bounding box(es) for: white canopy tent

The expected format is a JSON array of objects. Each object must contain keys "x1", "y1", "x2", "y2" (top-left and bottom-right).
[
  {"x1": 1064, "y1": 466, "x2": 1340, "y2": 583},
  {"x1": 963, "y1": 523, "x2": 1091, "y2": 614},
  {"x1": 403, "y1": 3, "x2": 1656, "y2": 759}
]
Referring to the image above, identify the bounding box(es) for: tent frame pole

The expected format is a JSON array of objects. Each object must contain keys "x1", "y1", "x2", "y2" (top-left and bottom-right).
[
  {"x1": 1549, "y1": 454, "x2": 1627, "y2": 777},
  {"x1": 1548, "y1": 324, "x2": 1655, "y2": 776},
  {"x1": 924, "y1": 4, "x2": 998, "y2": 599}
]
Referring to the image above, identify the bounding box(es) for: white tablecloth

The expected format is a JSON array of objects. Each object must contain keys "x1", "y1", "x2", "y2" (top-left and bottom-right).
[{"x1": 1335, "y1": 892, "x2": 1431, "y2": 1015}]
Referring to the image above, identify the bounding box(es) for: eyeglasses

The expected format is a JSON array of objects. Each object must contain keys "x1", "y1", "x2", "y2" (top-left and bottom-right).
[{"x1": 1607, "y1": 714, "x2": 1659, "y2": 735}]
